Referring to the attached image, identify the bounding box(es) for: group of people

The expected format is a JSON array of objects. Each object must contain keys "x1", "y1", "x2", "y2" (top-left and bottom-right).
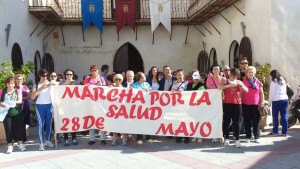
[{"x1": 0, "y1": 59, "x2": 290, "y2": 153}]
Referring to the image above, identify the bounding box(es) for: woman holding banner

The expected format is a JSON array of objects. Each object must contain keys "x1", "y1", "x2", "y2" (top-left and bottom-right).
[
  {"x1": 111, "y1": 74, "x2": 128, "y2": 146},
  {"x1": 187, "y1": 71, "x2": 206, "y2": 143},
  {"x1": 206, "y1": 64, "x2": 226, "y2": 143},
  {"x1": 59, "y1": 69, "x2": 79, "y2": 146},
  {"x1": 220, "y1": 68, "x2": 248, "y2": 148},
  {"x1": 132, "y1": 72, "x2": 152, "y2": 144},
  {"x1": 171, "y1": 69, "x2": 189, "y2": 143},
  {"x1": 84, "y1": 65, "x2": 107, "y2": 145}
]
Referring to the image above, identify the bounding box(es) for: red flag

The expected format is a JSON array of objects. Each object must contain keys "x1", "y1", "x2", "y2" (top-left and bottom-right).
[{"x1": 115, "y1": 0, "x2": 136, "y2": 33}]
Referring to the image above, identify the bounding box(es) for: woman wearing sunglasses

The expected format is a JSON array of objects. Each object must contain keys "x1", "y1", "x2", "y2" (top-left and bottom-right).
[
  {"x1": 59, "y1": 69, "x2": 79, "y2": 146},
  {"x1": 31, "y1": 69, "x2": 55, "y2": 151},
  {"x1": 110, "y1": 74, "x2": 128, "y2": 146},
  {"x1": 83, "y1": 65, "x2": 107, "y2": 145}
]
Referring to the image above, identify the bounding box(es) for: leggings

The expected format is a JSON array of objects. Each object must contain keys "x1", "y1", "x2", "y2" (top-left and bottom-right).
[
  {"x1": 3, "y1": 114, "x2": 25, "y2": 143},
  {"x1": 35, "y1": 104, "x2": 53, "y2": 144}
]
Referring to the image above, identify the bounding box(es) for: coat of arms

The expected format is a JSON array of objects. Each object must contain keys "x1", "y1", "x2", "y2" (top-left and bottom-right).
[
  {"x1": 89, "y1": 4, "x2": 95, "y2": 13},
  {"x1": 123, "y1": 4, "x2": 128, "y2": 13}
]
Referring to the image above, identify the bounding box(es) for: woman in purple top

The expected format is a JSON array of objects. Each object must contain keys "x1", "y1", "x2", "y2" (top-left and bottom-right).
[{"x1": 15, "y1": 74, "x2": 31, "y2": 142}]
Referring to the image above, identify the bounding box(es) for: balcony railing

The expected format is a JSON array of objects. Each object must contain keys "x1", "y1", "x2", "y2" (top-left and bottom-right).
[
  {"x1": 29, "y1": 0, "x2": 190, "y2": 23},
  {"x1": 187, "y1": 0, "x2": 212, "y2": 18}
]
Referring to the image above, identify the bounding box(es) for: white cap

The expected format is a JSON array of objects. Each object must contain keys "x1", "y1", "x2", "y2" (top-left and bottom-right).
[{"x1": 192, "y1": 72, "x2": 201, "y2": 80}]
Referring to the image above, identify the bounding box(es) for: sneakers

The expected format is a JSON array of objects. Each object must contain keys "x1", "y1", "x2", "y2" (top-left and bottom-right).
[
  {"x1": 18, "y1": 144, "x2": 26, "y2": 151},
  {"x1": 191, "y1": 138, "x2": 197, "y2": 142},
  {"x1": 197, "y1": 138, "x2": 203, "y2": 143},
  {"x1": 122, "y1": 139, "x2": 127, "y2": 146},
  {"x1": 255, "y1": 139, "x2": 260, "y2": 143},
  {"x1": 245, "y1": 139, "x2": 250, "y2": 143},
  {"x1": 137, "y1": 140, "x2": 143, "y2": 144},
  {"x1": 212, "y1": 138, "x2": 219, "y2": 143},
  {"x1": 224, "y1": 139, "x2": 230, "y2": 147},
  {"x1": 7, "y1": 145, "x2": 13, "y2": 154},
  {"x1": 45, "y1": 141, "x2": 54, "y2": 148},
  {"x1": 72, "y1": 139, "x2": 78, "y2": 145},
  {"x1": 100, "y1": 140, "x2": 106, "y2": 145},
  {"x1": 64, "y1": 140, "x2": 70, "y2": 146},
  {"x1": 39, "y1": 144, "x2": 45, "y2": 151},
  {"x1": 111, "y1": 138, "x2": 117, "y2": 146},
  {"x1": 235, "y1": 140, "x2": 241, "y2": 148},
  {"x1": 146, "y1": 139, "x2": 154, "y2": 143},
  {"x1": 88, "y1": 141, "x2": 96, "y2": 145}
]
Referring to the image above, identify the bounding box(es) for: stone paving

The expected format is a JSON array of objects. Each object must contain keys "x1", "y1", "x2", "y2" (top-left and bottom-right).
[{"x1": 1, "y1": 125, "x2": 300, "y2": 169}]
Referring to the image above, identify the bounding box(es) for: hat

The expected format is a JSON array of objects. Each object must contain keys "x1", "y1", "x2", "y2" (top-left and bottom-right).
[
  {"x1": 113, "y1": 74, "x2": 123, "y2": 82},
  {"x1": 192, "y1": 72, "x2": 201, "y2": 80},
  {"x1": 90, "y1": 65, "x2": 99, "y2": 71}
]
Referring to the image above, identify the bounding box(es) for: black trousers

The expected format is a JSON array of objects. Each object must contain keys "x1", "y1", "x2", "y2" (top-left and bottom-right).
[
  {"x1": 242, "y1": 104, "x2": 261, "y2": 139},
  {"x1": 223, "y1": 104, "x2": 242, "y2": 140},
  {"x1": 3, "y1": 114, "x2": 25, "y2": 143}
]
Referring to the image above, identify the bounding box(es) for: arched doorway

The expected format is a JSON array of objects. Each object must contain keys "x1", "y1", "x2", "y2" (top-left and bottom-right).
[
  {"x1": 239, "y1": 37, "x2": 252, "y2": 65},
  {"x1": 209, "y1": 48, "x2": 218, "y2": 66},
  {"x1": 197, "y1": 50, "x2": 209, "y2": 73},
  {"x1": 113, "y1": 43, "x2": 144, "y2": 73},
  {"x1": 229, "y1": 41, "x2": 240, "y2": 68},
  {"x1": 34, "y1": 51, "x2": 42, "y2": 83},
  {"x1": 42, "y1": 53, "x2": 54, "y2": 73},
  {"x1": 11, "y1": 43, "x2": 23, "y2": 71}
]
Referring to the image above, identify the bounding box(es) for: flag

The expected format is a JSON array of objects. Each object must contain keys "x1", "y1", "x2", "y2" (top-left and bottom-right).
[
  {"x1": 81, "y1": 0, "x2": 103, "y2": 32},
  {"x1": 115, "y1": 0, "x2": 136, "y2": 33},
  {"x1": 150, "y1": 0, "x2": 171, "y2": 33}
]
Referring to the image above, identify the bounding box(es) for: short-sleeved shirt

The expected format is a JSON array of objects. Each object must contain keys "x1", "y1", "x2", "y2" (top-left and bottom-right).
[
  {"x1": 242, "y1": 78, "x2": 262, "y2": 105},
  {"x1": 172, "y1": 81, "x2": 188, "y2": 91},
  {"x1": 132, "y1": 81, "x2": 151, "y2": 90},
  {"x1": 223, "y1": 80, "x2": 242, "y2": 104},
  {"x1": 84, "y1": 76, "x2": 106, "y2": 86},
  {"x1": 206, "y1": 76, "x2": 226, "y2": 89},
  {"x1": 35, "y1": 83, "x2": 51, "y2": 104}
]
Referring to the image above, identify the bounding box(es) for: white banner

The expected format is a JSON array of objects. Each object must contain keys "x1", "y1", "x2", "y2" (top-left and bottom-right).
[
  {"x1": 51, "y1": 86, "x2": 223, "y2": 138},
  {"x1": 150, "y1": 0, "x2": 171, "y2": 33}
]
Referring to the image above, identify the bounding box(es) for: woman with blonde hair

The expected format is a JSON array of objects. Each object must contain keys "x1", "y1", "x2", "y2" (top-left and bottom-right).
[{"x1": 242, "y1": 66, "x2": 264, "y2": 143}]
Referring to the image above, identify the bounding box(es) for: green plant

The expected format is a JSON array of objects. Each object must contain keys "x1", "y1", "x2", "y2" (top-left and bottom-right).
[
  {"x1": 0, "y1": 61, "x2": 35, "y2": 89},
  {"x1": 254, "y1": 62, "x2": 271, "y2": 100}
]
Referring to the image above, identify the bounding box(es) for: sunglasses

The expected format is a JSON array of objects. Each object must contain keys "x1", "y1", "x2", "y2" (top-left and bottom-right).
[
  {"x1": 241, "y1": 62, "x2": 248, "y2": 65},
  {"x1": 91, "y1": 70, "x2": 98, "y2": 72},
  {"x1": 16, "y1": 79, "x2": 23, "y2": 80},
  {"x1": 41, "y1": 75, "x2": 48, "y2": 77},
  {"x1": 223, "y1": 69, "x2": 229, "y2": 71},
  {"x1": 66, "y1": 74, "x2": 73, "y2": 76},
  {"x1": 50, "y1": 75, "x2": 57, "y2": 78},
  {"x1": 114, "y1": 78, "x2": 122, "y2": 81}
]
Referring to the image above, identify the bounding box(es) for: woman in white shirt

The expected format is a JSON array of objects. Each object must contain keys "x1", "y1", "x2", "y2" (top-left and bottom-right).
[
  {"x1": 268, "y1": 69, "x2": 289, "y2": 136},
  {"x1": 31, "y1": 69, "x2": 55, "y2": 151}
]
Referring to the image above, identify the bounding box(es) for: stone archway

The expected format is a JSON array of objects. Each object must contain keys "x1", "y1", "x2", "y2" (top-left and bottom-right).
[
  {"x1": 209, "y1": 48, "x2": 218, "y2": 66},
  {"x1": 229, "y1": 40, "x2": 240, "y2": 68},
  {"x1": 239, "y1": 36, "x2": 252, "y2": 65},
  {"x1": 197, "y1": 50, "x2": 209, "y2": 73},
  {"x1": 113, "y1": 42, "x2": 144, "y2": 74},
  {"x1": 42, "y1": 53, "x2": 54, "y2": 73},
  {"x1": 11, "y1": 43, "x2": 23, "y2": 71}
]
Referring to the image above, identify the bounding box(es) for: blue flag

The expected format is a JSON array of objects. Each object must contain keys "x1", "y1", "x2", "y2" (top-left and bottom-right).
[{"x1": 81, "y1": 0, "x2": 103, "y2": 32}]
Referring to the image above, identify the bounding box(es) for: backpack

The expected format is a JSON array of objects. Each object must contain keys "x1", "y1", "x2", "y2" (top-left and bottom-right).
[{"x1": 286, "y1": 84, "x2": 294, "y2": 99}]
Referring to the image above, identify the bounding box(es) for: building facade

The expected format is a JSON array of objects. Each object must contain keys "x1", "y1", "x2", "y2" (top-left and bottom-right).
[{"x1": 0, "y1": 0, "x2": 299, "y2": 89}]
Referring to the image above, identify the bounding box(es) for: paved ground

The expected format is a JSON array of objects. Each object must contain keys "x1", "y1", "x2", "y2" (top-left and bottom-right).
[{"x1": 1, "y1": 125, "x2": 300, "y2": 169}]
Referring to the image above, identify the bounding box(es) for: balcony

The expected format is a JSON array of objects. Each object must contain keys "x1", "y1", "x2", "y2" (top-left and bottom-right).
[
  {"x1": 186, "y1": 0, "x2": 240, "y2": 25},
  {"x1": 28, "y1": 0, "x2": 190, "y2": 26}
]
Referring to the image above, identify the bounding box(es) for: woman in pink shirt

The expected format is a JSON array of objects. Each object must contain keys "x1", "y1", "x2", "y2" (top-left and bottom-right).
[
  {"x1": 206, "y1": 65, "x2": 226, "y2": 89},
  {"x1": 242, "y1": 66, "x2": 264, "y2": 143},
  {"x1": 221, "y1": 68, "x2": 248, "y2": 148},
  {"x1": 206, "y1": 65, "x2": 226, "y2": 143}
]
